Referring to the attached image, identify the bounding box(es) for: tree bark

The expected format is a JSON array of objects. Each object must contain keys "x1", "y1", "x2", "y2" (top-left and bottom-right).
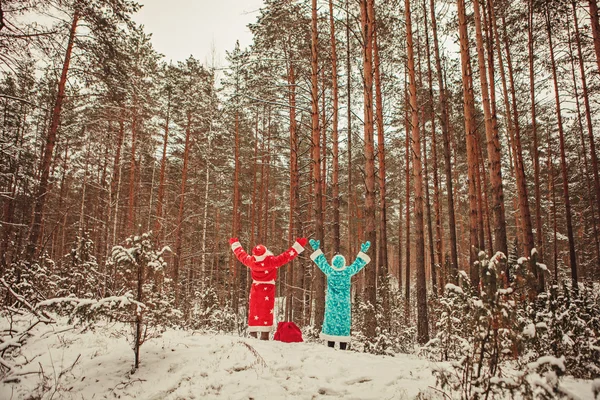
[
  {"x1": 174, "y1": 112, "x2": 192, "y2": 304},
  {"x1": 423, "y1": 0, "x2": 443, "y2": 295},
  {"x1": 588, "y1": 0, "x2": 600, "y2": 74},
  {"x1": 473, "y1": 0, "x2": 508, "y2": 259},
  {"x1": 371, "y1": 0, "x2": 390, "y2": 323},
  {"x1": 499, "y1": 14, "x2": 538, "y2": 290},
  {"x1": 360, "y1": 0, "x2": 378, "y2": 341},
  {"x1": 528, "y1": 0, "x2": 544, "y2": 276},
  {"x1": 154, "y1": 87, "x2": 170, "y2": 245},
  {"x1": 545, "y1": 5, "x2": 578, "y2": 289},
  {"x1": 567, "y1": 10, "x2": 600, "y2": 282},
  {"x1": 574, "y1": 0, "x2": 600, "y2": 279},
  {"x1": 329, "y1": 0, "x2": 341, "y2": 255},
  {"x1": 457, "y1": 0, "x2": 480, "y2": 285},
  {"x1": 430, "y1": 0, "x2": 458, "y2": 282},
  {"x1": 311, "y1": 0, "x2": 325, "y2": 331},
  {"x1": 28, "y1": 10, "x2": 79, "y2": 258},
  {"x1": 406, "y1": 0, "x2": 429, "y2": 344}
]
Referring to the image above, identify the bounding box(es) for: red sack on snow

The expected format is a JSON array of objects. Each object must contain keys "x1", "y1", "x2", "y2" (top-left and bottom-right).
[{"x1": 273, "y1": 321, "x2": 303, "y2": 343}]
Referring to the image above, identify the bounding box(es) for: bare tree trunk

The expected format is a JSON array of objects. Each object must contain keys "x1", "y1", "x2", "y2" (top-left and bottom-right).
[
  {"x1": 457, "y1": 0, "x2": 480, "y2": 286},
  {"x1": 360, "y1": 0, "x2": 378, "y2": 341},
  {"x1": 406, "y1": 0, "x2": 429, "y2": 344},
  {"x1": 174, "y1": 113, "x2": 192, "y2": 304},
  {"x1": 473, "y1": 0, "x2": 508, "y2": 259},
  {"x1": 231, "y1": 109, "x2": 241, "y2": 312},
  {"x1": 430, "y1": 0, "x2": 458, "y2": 282},
  {"x1": 404, "y1": 78, "x2": 411, "y2": 323},
  {"x1": 311, "y1": 0, "x2": 325, "y2": 331},
  {"x1": 154, "y1": 87, "x2": 170, "y2": 245},
  {"x1": 528, "y1": 0, "x2": 544, "y2": 276},
  {"x1": 127, "y1": 100, "x2": 138, "y2": 237},
  {"x1": 346, "y1": 0, "x2": 354, "y2": 258},
  {"x1": 371, "y1": 0, "x2": 390, "y2": 324},
  {"x1": 329, "y1": 0, "x2": 341, "y2": 255},
  {"x1": 589, "y1": 0, "x2": 600, "y2": 74},
  {"x1": 28, "y1": 10, "x2": 79, "y2": 258},
  {"x1": 423, "y1": 0, "x2": 443, "y2": 295},
  {"x1": 567, "y1": 12, "x2": 600, "y2": 283},
  {"x1": 545, "y1": 5, "x2": 578, "y2": 289},
  {"x1": 574, "y1": 0, "x2": 600, "y2": 279},
  {"x1": 499, "y1": 14, "x2": 538, "y2": 292}
]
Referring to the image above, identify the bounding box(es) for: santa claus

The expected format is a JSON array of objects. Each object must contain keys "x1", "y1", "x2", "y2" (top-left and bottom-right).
[{"x1": 229, "y1": 237, "x2": 307, "y2": 340}]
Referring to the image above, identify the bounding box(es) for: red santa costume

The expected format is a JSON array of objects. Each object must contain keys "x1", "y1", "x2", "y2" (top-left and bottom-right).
[{"x1": 229, "y1": 238, "x2": 306, "y2": 333}]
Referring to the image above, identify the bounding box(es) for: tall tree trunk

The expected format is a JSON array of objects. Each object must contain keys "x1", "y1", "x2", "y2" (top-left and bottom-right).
[
  {"x1": 545, "y1": 5, "x2": 578, "y2": 289},
  {"x1": 499, "y1": 14, "x2": 538, "y2": 291},
  {"x1": 457, "y1": 0, "x2": 480, "y2": 286},
  {"x1": 346, "y1": 0, "x2": 354, "y2": 258},
  {"x1": 473, "y1": 0, "x2": 508, "y2": 260},
  {"x1": 406, "y1": 0, "x2": 429, "y2": 344},
  {"x1": 528, "y1": 0, "x2": 544, "y2": 275},
  {"x1": 423, "y1": 120, "x2": 437, "y2": 294},
  {"x1": 416, "y1": 18, "x2": 436, "y2": 295},
  {"x1": 28, "y1": 10, "x2": 79, "y2": 258},
  {"x1": 154, "y1": 87, "x2": 170, "y2": 245},
  {"x1": 574, "y1": 0, "x2": 600, "y2": 279},
  {"x1": 430, "y1": 0, "x2": 459, "y2": 282},
  {"x1": 567, "y1": 11, "x2": 600, "y2": 282},
  {"x1": 589, "y1": 0, "x2": 600, "y2": 74},
  {"x1": 174, "y1": 113, "x2": 192, "y2": 304},
  {"x1": 489, "y1": 1, "x2": 520, "y2": 284},
  {"x1": 285, "y1": 52, "x2": 302, "y2": 321},
  {"x1": 329, "y1": 0, "x2": 341, "y2": 255},
  {"x1": 360, "y1": 0, "x2": 378, "y2": 341},
  {"x1": 404, "y1": 81, "x2": 411, "y2": 323},
  {"x1": 371, "y1": 0, "x2": 390, "y2": 323},
  {"x1": 127, "y1": 99, "x2": 138, "y2": 237},
  {"x1": 311, "y1": 0, "x2": 325, "y2": 331},
  {"x1": 423, "y1": 0, "x2": 443, "y2": 295},
  {"x1": 231, "y1": 110, "x2": 241, "y2": 312}
]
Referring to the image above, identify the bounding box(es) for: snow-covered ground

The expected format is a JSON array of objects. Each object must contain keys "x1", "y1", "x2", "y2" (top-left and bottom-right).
[{"x1": 1, "y1": 317, "x2": 596, "y2": 399}]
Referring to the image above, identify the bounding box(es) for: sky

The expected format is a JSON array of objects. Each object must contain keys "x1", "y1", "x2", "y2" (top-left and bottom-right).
[{"x1": 133, "y1": 0, "x2": 265, "y2": 67}]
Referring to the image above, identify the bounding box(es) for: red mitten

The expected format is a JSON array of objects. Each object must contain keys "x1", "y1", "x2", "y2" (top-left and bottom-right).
[
  {"x1": 296, "y1": 237, "x2": 307, "y2": 247},
  {"x1": 229, "y1": 237, "x2": 239, "y2": 245}
]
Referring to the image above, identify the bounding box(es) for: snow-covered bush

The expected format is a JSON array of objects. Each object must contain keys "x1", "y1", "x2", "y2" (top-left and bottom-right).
[
  {"x1": 423, "y1": 251, "x2": 558, "y2": 398},
  {"x1": 1, "y1": 254, "x2": 56, "y2": 307},
  {"x1": 523, "y1": 283, "x2": 600, "y2": 379},
  {"x1": 55, "y1": 231, "x2": 103, "y2": 299},
  {"x1": 353, "y1": 277, "x2": 415, "y2": 355},
  {"x1": 187, "y1": 278, "x2": 238, "y2": 333}
]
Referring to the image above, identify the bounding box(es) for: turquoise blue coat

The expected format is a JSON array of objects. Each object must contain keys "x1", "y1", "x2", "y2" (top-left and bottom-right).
[{"x1": 310, "y1": 250, "x2": 371, "y2": 343}]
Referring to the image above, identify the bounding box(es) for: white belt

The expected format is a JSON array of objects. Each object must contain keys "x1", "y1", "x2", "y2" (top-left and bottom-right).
[{"x1": 252, "y1": 280, "x2": 275, "y2": 285}]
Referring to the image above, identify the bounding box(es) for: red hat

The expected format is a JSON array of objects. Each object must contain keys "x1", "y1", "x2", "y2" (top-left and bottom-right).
[
  {"x1": 252, "y1": 244, "x2": 269, "y2": 262},
  {"x1": 274, "y1": 321, "x2": 303, "y2": 343},
  {"x1": 252, "y1": 244, "x2": 266, "y2": 256}
]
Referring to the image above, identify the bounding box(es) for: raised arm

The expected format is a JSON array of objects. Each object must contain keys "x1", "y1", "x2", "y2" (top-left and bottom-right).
[
  {"x1": 272, "y1": 238, "x2": 307, "y2": 268},
  {"x1": 229, "y1": 238, "x2": 253, "y2": 268},
  {"x1": 308, "y1": 239, "x2": 333, "y2": 276},
  {"x1": 347, "y1": 241, "x2": 372, "y2": 276}
]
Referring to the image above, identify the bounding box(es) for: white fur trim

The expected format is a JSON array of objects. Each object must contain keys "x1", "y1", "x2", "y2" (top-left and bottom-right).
[
  {"x1": 231, "y1": 241, "x2": 242, "y2": 251},
  {"x1": 319, "y1": 332, "x2": 351, "y2": 343},
  {"x1": 248, "y1": 325, "x2": 273, "y2": 333},
  {"x1": 331, "y1": 254, "x2": 347, "y2": 271},
  {"x1": 252, "y1": 280, "x2": 275, "y2": 285},
  {"x1": 310, "y1": 249, "x2": 323, "y2": 261},
  {"x1": 292, "y1": 241, "x2": 305, "y2": 254},
  {"x1": 253, "y1": 249, "x2": 273, "y2": 262},
  {"x1": 358, "y1": 251, "x2": 371, "y2": 264},
  {"x1": 253, "y1": 253, "x2": 267, "y2": 262}
]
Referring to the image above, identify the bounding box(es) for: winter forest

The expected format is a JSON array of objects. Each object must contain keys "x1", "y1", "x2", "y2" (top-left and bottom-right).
[{"x1": 1, "y1": 0, "x2": 600, "y2": 398}]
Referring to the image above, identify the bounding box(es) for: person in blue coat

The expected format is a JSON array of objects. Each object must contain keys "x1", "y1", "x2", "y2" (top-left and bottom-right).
[{"x1": 309, "y1": 239, "x2": 371, "y2": 350}]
